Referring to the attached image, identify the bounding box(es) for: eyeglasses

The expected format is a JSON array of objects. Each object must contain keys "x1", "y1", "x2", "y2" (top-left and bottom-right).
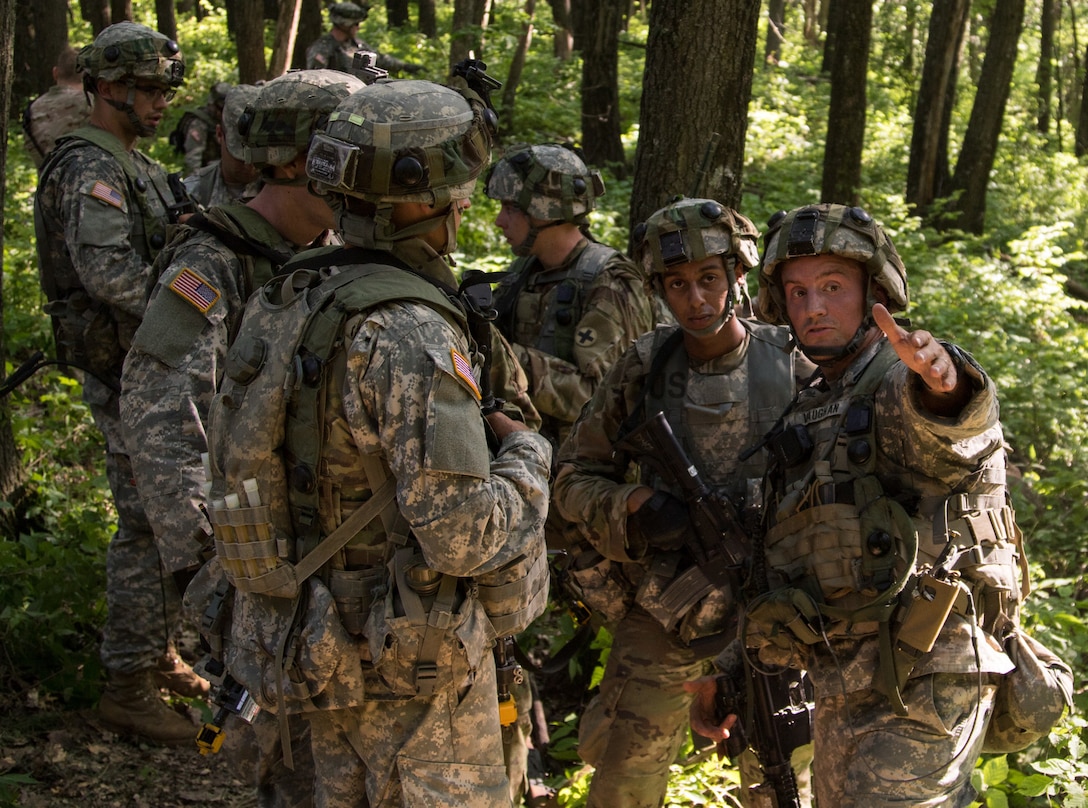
[{"x1": 132, "y1": 84, "x2": 177, "y2": 102}]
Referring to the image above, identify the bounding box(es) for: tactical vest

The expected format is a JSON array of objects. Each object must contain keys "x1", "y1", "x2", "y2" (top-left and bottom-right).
[
  {"x1": 756, "y1": 341, "x2": 1026, "y2": 709},
  {"x1": 36, "y1": 126, "x2": 176, "y2": 380},
  {"x1": 493, "y1": 241, "x2": 618, "y2": 363},
  {"x1": 203, "y1": 250, "x2": 547, "y2": 713}
]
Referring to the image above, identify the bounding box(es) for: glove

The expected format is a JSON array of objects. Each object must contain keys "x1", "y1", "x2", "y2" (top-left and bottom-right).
[{"x1": 627, "y1": 490, "x2": 692, "y2": 557}]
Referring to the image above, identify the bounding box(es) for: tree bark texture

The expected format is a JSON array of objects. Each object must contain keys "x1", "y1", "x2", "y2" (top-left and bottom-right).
[
  {"x1": 387, "y1": 0, "x2": 409, "y2": 28},
  {"x1": 820, "y1": 0, "x2": 871, "y2": 206},
  {"x1": 906, "y1": 0, "x2": 968, "y2": 211},
  {"x1": 292, "y1": 0, "x2": 323, "y2": 69},
  {"x1": 947, "y1": 0, "x2": 1026, "y2": 233},
  {"x1": 14, "y1": 0, "x2": 69, "y2": 104},
  {"x1": 629, "y1": 0, "x2": 758, "y2": 238},
  {"x1": 231, "y1": 0, "x2": 268, "y2": 83},
  {"x1": 269, "y1": 0, "x2": 302, "y2": 78},
  {"x1": 1078, "y1": 43, "x2": 1088, "y2": 156},
  {"x1": 500, "y1": 0, "x2": 534, "y2": 130},
  {"x1": 572, "y1": 0, "x2": 626, "y2": 168},
  {"x1": 1036, "y1": 0, "x2": 1055, "y2": 135},
  {"x1": 766, "y1": 0, "x2": 786, "y2": 64},
  {"x1": 155, "y1": 0, "x2": 176, "y2": 41},
  {"x1": 547, "y1": 0, "x2": 573, "y2": 60},
  {"x1": 450, "y1": 0, "x2": 489, "y2": 69},
  {"x1": 419, "y1": 0, "x2": 437, "y2": 38},
  {"x1": 80, "y1": 0, "x2": 110, "y2": 35}
]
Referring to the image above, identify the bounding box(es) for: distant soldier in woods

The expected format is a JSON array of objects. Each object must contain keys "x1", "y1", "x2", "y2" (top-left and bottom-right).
[
  {"x1": 33, "y1": 22, "x2": 202, "y2": 746},
  {"x1": 181, "y1": 83, "x2": 263, "y2": 209},
  {"x1": 305, "y1": 2, "x2": 423, "y2": 76},
  {"x1": 23, "y1": 45, "x2": 93, "y2": 169},
  {"x1": 170, "y1": 81, "x2": 229, "y2": 174}
]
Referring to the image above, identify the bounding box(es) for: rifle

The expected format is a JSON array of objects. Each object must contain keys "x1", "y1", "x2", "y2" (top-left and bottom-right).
[
  {"x1": 617, "y1": 411, "x2": 812, "y2": 805},
  {"x1": 613, "y1": 410, "x2": 750, "y2": 631}
]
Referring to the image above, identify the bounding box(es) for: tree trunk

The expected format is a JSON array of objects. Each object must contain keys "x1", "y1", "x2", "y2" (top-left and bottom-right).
[
  {"x1": 1036, "y1": 0, "x2": 1055, "y2": 135},
  {"x1": 629, "y1": 0, "x2": 758, "y2": 238},
  {"x1": 15, "y1": 0, "x2": 69, "y2": 106},
  {"x1": 946, "y1": 0, "x2": 1026, "y2": 233},
  {"x1": 802, "y1": 0, "x2": 819, "y2": 45},
  {"x1": 155, "y1": 0, "x2": 176, "y2": 40},
  {"x1": 0, "y1": 0, "x2": 27, "y2": 538},
  {"x1": 80, "y1": 0, "x2": 110, "y2": 34},
  {"x1": 268, "y1": 0, "x2": 302, "y2": 78},
  {"x1": 387, "y1": 0, "x2": 409, "y2": 28},
  {"x1": 547, "y1": 0, "x2": 573, "y2": 60},
  {"x1": 450, "y1": 0, "x2": 489, "y2": 70},
  {"x1": 500, "y1": 0, "x2": 534, "y2": 130},
  {"x1": 906, "y1": 0, "x2": 969, "y2": 212},
  {"x1": 231, "y1": 0, "x2": 267, "y2": 83},
  {"x1": 572, "y1": 0, "x2": 625, "y2": 169},
  {"x1": 820, "y1": 0, "x2": 871, "y2": 205},
  {"x1": 1078, "y1": 43, "x2": 1088, "y2": 156},
  {"x1": 110, "y1": 0, "x2": 131, "y2": 24},
  {"x1": 292, "y1": 0, "x2": 323, "y2": 69},
  {"x1": 419, "y1": 0, "x2": 437, "y2": 38},
  {"x1": 765, "y1": 0, "x2": 786, "y2": 65}
]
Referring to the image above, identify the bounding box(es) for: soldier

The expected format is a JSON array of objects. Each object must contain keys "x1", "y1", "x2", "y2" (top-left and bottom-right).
[
  {"x1": 196, "y1": 74, "x2": 550, "y2": 806},
  {"x1": 22, "y1": 45, "x2": 92, "y2": 169},
  {"x1": 687, "y1": 203, "x2": 1072, "y2": 805},
  {"x1": 181, "y1": 83, "x2": 263, "y2": 209},
  {"x1": 484, "y1": 142, "x2": 656, "y2": 804},
  {"x1": 120, "y1": 69, "x2": 364, "y2": 805},
  {"x1": 33, "y1": 21, "x2": 199, "y2": 745},
  {"x1": 305, "y1": 2, "x2": 423, "y2": 76},
  {"x1": 551, "y1": 198, "x2": 802, "y2": 808},
  {"x1": 171, "y1": 80, "x2": 229, "y2": 174}
]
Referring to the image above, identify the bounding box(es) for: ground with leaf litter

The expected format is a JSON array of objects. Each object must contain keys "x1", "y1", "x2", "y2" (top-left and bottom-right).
[{"x1": 0, "y1": 695, "x2": 256, "y2": 808}]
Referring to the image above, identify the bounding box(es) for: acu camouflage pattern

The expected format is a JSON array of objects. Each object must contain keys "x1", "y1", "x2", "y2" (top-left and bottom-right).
[
  {"x1": 202, "y1": 242, "x2": 550, "y2": 804},
  {"x1": 183, "y1": 161, "x2": 262, "y2": 209},
  {"x1": 492, "y1": 240, "x2": 654, "y2": 448},
  {"x1": 34, "y1": 126, "x2": 179, "y2": 675},
  {"x1": 120, "y1": 202, "x2": 303, "y2": 576},
  {"x1": 751, "y1": 337, "x2": 1017, "y2": 805},
  {"x1": 485, "y1": 143, "x2": 604, "y2": 222},
  {"x1": 552, "y1": 320, "x2": 797, "y2": 808},
  {"x1": 77, "y1": 21, "x2": 184, "y2": 85},
  {"x1": 178, "y1": 107, "x2": 219, "y2": 174},
  {"x1": 22, "y1": 85, "x2": 92, "y2": 168}
]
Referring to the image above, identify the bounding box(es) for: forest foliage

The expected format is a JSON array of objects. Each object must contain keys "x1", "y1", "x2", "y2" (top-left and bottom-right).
[{"x1": 2, "y1": 2, "x2": 1087, "y2": 806}]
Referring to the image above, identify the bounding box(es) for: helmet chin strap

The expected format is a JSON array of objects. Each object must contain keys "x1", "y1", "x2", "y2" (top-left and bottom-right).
[
  {"x1": 791, "y1": 291, "x2": 878, "y2": 364},
  {"x1": 336, "y1": 199, "x2": 460, "y2": 255},
  {"x1": 677, "y1": 281, "x2": 737, "y2": 339},
  {"x1": 104, "y1": 86, "x2": 156, "y2": 137},
  {"x1": 511, "y1": 218, "x2": 563, "y2": 257}
]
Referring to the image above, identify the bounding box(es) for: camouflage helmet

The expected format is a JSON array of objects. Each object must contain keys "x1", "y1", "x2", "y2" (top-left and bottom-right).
[
  {"x1": 238, "y1": 69, "x2": 365, "y2": 169},
  {"x1": 220, "y1": 84, "x2": 260, "y2": 161},
  {"x1": 757, "y1": 203, "x2": 908, "y2": 325},
  {"x1": 77, "y1": 22, "x2": 184, "y2": 87},
  {"x1": 306, "y1": 78, "x2": 495, "y2": 205},
  {"x1": 485, "y1": 143, "x2": 604, "y2": 223},
  {"x1": 209, "y1": 80, "x2": 232, "y2": 107},
  {"x1": 329, "y1": 1, "x2": 369, "y2": 27},
  {"x1": 632, "y1": 197, "x2": 760, "y2": 282}
]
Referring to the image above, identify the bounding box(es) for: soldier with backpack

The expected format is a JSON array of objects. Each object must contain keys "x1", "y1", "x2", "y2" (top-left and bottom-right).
[
  {"x1": 191, "y1": 71, "x2": 550, "y2": 807},
  {"x1": 120, "y1": 69, "x2": 365, "y2": 805}
]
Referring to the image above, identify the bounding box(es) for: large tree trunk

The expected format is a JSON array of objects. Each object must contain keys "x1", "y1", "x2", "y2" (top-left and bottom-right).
[
  {"x1": 1078, "y1": 43, "x2": 1088, "y2": 156},
  {"x1": 387, "y1": 0, "x2": 409, "y2": 28},
  {"x1": 15, "y1": 0, "x2": 69, "y2": 106},
  {"x1": 572, "y1": 0, "x2": 625, "y2": 169},
  {"x1": 231, "y1": 0, "x2": 268, "y2": 83},
  {"x1": 946, "y1": 0, "x2": 1026, "y2": 233},
  {"x1": 268, "y1": 0, "x2": 302, "y2": 78},
  {"x1": 419, "y1": 0, "x2": 437, "y2": 38},
  {"x1": 155, "y1": 0, "x2": 176, "y2": 40},
  {"x1": 500, "y1": 0, "x2": 534, "y2": 130},
  {"x1": 547, "y1": 0, "x2": 573, "y2": 60},
  {"x1": 820, "y1": 0, "x2": 872, "y2": 205},
  {"x1": 450, "y1": 0, "x2": 489, "y2": 68},
  {"x1": 629, "y1": 0, "x2": 758, "y2": 237},
  {"x1": 110, "y1": 0, "x2": 131, "y2": 24},
  {"x1": 292, "y1": 0, "x2": 323, "y2": 69},
  {"x1": 0, "y1": 0, "x2": 26, "y2": 538},
  {"x1": 80, "y1": 0, "x2": 110, "y2": 34},
  {"x1": 1036, "y1": 0, "x2": 1056, "y2": 135},
  {"x1": 906, "y1": 0, "x2": 969, "y2": 212}
]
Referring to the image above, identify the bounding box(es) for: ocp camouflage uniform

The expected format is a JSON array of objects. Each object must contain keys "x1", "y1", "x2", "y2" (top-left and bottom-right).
[
  {"x1": 493, "y1": 243, "x2": 654, "y2": 450},
  {"x1": 35, "y1": 125, "x2": 181, "y2": 677},
  {"x1": 22, "y1": 84, "x2": 92, "y2": 168},
  {"x1": 553, "y1": 318, "x2": 798, "y2": 808}
]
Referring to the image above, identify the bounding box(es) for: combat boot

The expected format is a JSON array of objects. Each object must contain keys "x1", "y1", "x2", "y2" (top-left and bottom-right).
[
  {"x1": 154, "y1": 650, "x2": 211, "y2": 698},
  {"x1": 98, "y1": 668, "x2": 197, "y2": 746}
]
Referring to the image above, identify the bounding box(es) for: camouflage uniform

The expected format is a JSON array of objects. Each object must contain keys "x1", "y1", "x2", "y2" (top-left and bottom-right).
[
  {"x1": 33, "y1": 24, "x2": 187, "y2": 689},
  {"x1": 121, "y1": 70, "x2": 365, "y2": 805},
  {"x1": 305, "y1": 2, "x2": 421, "y2": 75},
  {"x1": 181, "y1": 83, "x2": 262, "y2": 209},
  {"x1": 23, "y1": 84, "x2": 92, "y2": 168},
  {"x1": 553, "y1": 199, "x2": 800, "y2": 808},
  {"x1": 202, "y1": 76, "x2": 549, "y2": 806},
  {"x1": 176, "y1": 82, "x2": 229, "y2": 174},
  {"x1": 747, "y1": 204, "x2": 1023, "y2": 806}
]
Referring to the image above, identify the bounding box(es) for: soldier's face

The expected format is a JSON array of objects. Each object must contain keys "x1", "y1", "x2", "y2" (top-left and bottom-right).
[
  {"x1": 661, "y1": 254, "x2": 733, "y2": 331},
  {"x1": 780, "y1": 255, "x2": 868, "y2": 351},
  {"x1": 109, "y1": 80, "x2": 171, "y2": 133},
  {"x1": 495, "y1": 201, "x2": 530, "y2": 250}
]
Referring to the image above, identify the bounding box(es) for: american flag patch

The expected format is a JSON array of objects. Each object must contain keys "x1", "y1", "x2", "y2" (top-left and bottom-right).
[
  {"x1": 450, "y1": 348, "x2": 481, "y2": 401},
  {"x1": 169, "y1": 267, "x2": 221, "y2": 313},
  {"x1": 90, "y1": 180, "x2": 124, "y2": 209}
]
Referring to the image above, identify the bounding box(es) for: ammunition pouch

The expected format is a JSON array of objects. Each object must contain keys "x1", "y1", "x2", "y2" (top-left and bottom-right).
[
  {"x1": 634, "y1": 551, "x2": 736, "y2": 645},
  {"x1": 475, "y1": 536, "x2": 550, "y2": 637},
  {"x1": 563, "y1": 545, "x2": 631, "y2": 624}
]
